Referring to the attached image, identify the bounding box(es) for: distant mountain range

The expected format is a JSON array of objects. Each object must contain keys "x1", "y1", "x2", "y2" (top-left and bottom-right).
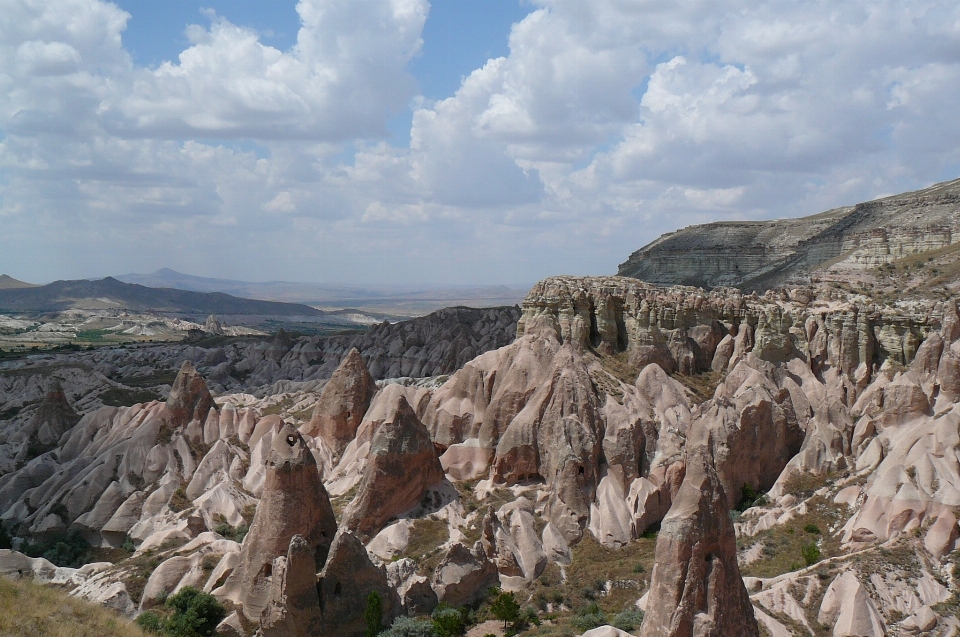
[
  {"x1": 0, "y1": 276, "x2": 325, "y2": 316},
  {"x1": 115, "y1": 268, "x2": 528, "y2": 314}
]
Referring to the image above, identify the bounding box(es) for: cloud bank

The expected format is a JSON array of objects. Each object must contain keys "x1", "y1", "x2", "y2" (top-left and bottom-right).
[{"x1": 2, "y1": 0, "x2": 960, "y2": 284}]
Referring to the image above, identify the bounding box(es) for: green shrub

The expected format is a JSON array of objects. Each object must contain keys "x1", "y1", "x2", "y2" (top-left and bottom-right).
[
  {"x1": 432, "y1": 604, "x2": 466, "y2": 637},
  {"x1": 803, "y1": 524, "x2": 822, "y2": 535},
  {"x1": 571, "y1": 602, "x2": 607, "y2": 632},
  {"x1": 801, "y1": 542, "x2": 821, "y2": 566},
  {"x1": 136, "y1": 611, "x2": 163, "y2": 633},
  {"x1": 364, "y1": 591, "x2": 383, "y2": 637},
  {"x1": 612, "y1": 608, "x2": 645, "y2": 631},
  {"x1": 380, "y1": 616, "x2": 437, "y2": 637},
  {"x1": 0, "y1": 525, "x2": 11, "y2": 550},
  {"x1": 163, "y1": 586, "x2": 225, "y2": 637},
  {"x1": 737, "y1": 484, "x2": 767, "y2": 512},
  {"x1": 22, "y1": 530, "x2": 91, "y2": 568}
]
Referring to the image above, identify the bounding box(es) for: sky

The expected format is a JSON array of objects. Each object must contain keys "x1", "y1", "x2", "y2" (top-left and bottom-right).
[{"x1": 2, "y1": 1, "x2": 960, "y2": 286}]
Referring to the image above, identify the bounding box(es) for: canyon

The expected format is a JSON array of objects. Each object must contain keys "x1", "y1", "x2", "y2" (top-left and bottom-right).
[{"x1": 5, "y1": 180, "x2": 960, "y2": 636}]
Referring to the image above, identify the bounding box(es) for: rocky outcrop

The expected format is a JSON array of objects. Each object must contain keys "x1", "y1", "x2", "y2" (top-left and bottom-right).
[
  {"x1": 29, "y1": 381, "x2": 80, "y2": 448},
  {"x1": 817, "y1": 571, "x2": 886, "y2": 637},
  {"x1": 315, "y1": 530, "x2": 399, "y2": 637},
  {"x1": 640, "y1": 450, "x2": 758, "y2": 636},
  {"x1": 618, "y1": 177, "x2": 960, "y2": 291},
  {"x1": 518, "y1": 276, "x2": 935, "y2": 381},
  {"x1": 431, "y1": 542, "x2": 499, "y2": 607},
  {"x1": 340, "y1": 394, "x2": 444, "y2": 542},
  {"x1": 222, "y1": 421, "x2": 337, "y2": 623},
  {"x1": 259, "y1": 534, "x2": 324, "y2": 637},
  {"x1": 301, "y1": 348, "x2": 376, "y2": 456},
  {"x1": 166, "y1": 360, "x2": 216, "y2": 428}
]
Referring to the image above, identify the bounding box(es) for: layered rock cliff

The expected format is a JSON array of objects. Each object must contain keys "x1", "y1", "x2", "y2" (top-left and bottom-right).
[{"x1": 618, "y1": 177, "x2": 960, "y2": 291}]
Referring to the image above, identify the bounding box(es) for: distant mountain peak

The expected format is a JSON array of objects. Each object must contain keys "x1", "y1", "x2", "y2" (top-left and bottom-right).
[{"x1": 0, "y1": 274, "x2": 38, "y2": 289}]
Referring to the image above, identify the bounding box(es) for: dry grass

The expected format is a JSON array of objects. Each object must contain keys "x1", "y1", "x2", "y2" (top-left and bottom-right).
[
  {"x1": 739, "y1": 475, "x2": 847, "y2": 579},
  {"x1": 671, "y1": 371, "x2": 724, "y2": 404},
  {"x1": 402, "y1": 517, "x2": 450, "y2": 576},
  {"x1": 516, "y1": 533, "x2": 657, "y2": 636},
  {"x1": 0, "y1": 575, "x2": 148, "y2": 637}
]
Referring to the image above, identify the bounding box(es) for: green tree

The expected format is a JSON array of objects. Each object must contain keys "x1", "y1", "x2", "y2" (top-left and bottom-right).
[
  {"x1": 365, "y1": 591, "x2": 384, "y2": 637},
  {"x1": 0, "y1": 525, "x2": 12, "y2": 550},
  {"x1": 380, "y1": 616, "x2": 437, "y2": 637},
  {"x1": 163, "y1": 586, "x2": 225, "y2": 637},
  {"x1": 490, "y1": 591, "x2": 521, "y2": 629}
]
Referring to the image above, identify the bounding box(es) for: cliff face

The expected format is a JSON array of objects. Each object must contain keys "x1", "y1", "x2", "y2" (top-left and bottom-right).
[
  {"x1": 517, "y1": 276, "x2": 938, "y2": 379},
  {"x1": 618, "y1": 177, "x2": 960, "y2": 291}
]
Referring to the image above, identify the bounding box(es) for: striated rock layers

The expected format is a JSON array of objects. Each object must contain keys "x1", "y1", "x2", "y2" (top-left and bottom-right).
[
  {"x1": 341, "y1": 394, "x2": 445, "y2": 542},
  {"x1": 640, "y1": 449, "x2": 758, "y2": 637},
  {"x1": 618, "y1": 177, "x2": 960, "y2": 291},
  {"x1": 301, "y1": 347, "x2": 376, "y2": 457},
  {"x1": 223, "y1": 420, "x2": 337, "y2": 624}
]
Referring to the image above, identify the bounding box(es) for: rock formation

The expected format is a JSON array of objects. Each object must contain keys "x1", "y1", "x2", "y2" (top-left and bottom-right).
[
  {"x1": 258, "y1": 534, "x2": 324, "y2": 637},
  {"x1": 340, "y1": 394, "x2": 444, "y2": 542},
  {"x1": 301, "y1": 348, "x2": 376, "y2": 456},
  {"x1": 222, "y1": 420, "x2": 337, "y2": 624},
  {"x1": 166, "y1": 360, "x2": 216, "y2": 428},
  {"x1": 618, "y1": 177, "x2": 960, "y2": 291},
  {"x1": 28, "y1": 380, "x2": 80, "y2": 448},
  {"x1": 640, "y1": 449, "x2": 758, "y2": 637},
  {"x1": 315, "y1": 530, "x2": 399, "y2": 637}
]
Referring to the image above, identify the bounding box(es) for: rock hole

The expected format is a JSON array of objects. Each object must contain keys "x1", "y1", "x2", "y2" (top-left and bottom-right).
[
  {"x1": 286, "y1": 434, "x2": 296, "y2": 447},
  {"x1": 334, "y1": 582, "x2": 342, "y2": 597},
  {"x1": 346, "y1": 411, "x2": 350, "y2": 419},
  {"x1": 578, "y1": 466, "x2": 585, "y2": 476},
  {"x1": 263, "y1": 562, "x2": 272, "y2": 578}
]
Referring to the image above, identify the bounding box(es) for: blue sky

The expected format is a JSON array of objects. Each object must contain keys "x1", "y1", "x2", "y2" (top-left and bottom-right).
[{"x1": 2, "y1": 0, "x2": 960, "y2": 285}]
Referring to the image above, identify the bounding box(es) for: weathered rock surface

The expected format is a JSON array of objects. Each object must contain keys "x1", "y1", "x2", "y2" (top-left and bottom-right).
[
  {"x1": 166, "y1": 360, "x2": 216, "y2": 428},
  {"x1": 221, "y1": 420, "x2": 337, "y2": 623},
  {"x1": 300, "y1": 348, "x2": 376, "y2": 456},
  {"x1": 431, "y1": 542, "x2": 499, "y2": 607},
  {"x1": 640, "y1": 450, "x2": 758, "y2": 637},
  {"x1": 315, "y1": 530, "x2": 399, "y2": 637},
  {"x1": 619, "y1": 177, "x2": 960, "y2": 291},
  {"x1": 340, "y1": 394, "x2": 444, "y2": 542}
]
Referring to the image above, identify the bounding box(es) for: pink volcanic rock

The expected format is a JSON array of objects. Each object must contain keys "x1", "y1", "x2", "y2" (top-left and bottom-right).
[
  {"x1": 166, "y1": 360, "x2": 216, "y2": 428},
  {"x1": 301, "y1": 348, "x2": 376, "y2": 456},
  {"x1": 640, "y1": 449, "x2": 758, "y2": 637},
  {"x1": 223, "y1": 420, "x2": 337, "y2": 624},
  {"x1": 340, "y1": 394, "x2": 444, "y2": 542}
]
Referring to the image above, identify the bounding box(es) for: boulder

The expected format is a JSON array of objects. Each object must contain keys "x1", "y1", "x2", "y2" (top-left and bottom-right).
[
  {"x1": 432, "y1": 542, "x2": 499, "y2": 607},
  {"x1": 341, "y1": 394, "x2": 444, "y2": 542},
  {"x1": 301, "y1": 348, "x2": 376, "y2": 456}
]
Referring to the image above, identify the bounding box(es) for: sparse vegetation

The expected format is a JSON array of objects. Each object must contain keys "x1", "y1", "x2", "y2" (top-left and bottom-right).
[
  {"x1": 22, "y1": 529, "x2": 93, "y2": 568},
  {"x1": 401, "y1": 517, "x2": 450, "y2": 575},
  {"x1": 0, "y1": 575, "x2": 148, "y2": 637},
  {"x1": 135, "y1": 586, "x2": 225, "y2": 637}
]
